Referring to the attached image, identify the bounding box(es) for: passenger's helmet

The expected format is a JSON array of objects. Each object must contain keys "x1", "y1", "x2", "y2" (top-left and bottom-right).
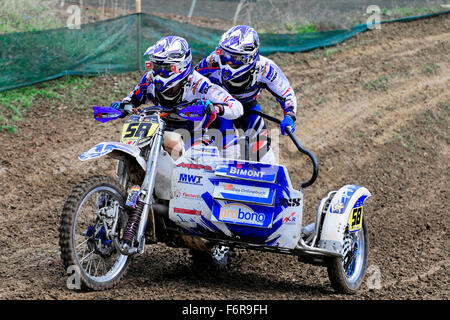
[
  {"x1": 216, "y1": 25, "x2": 259, "y2": 82},
  {"x1": 144, "y1": 36, "x2": 192, "y2": 93}
]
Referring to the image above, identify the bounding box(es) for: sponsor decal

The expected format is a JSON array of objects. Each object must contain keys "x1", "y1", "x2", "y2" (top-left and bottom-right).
[
  {"x1": 279, "y1": 197, "x2": 301, "y2": 207},
  {"x1": 177, "y1": 162, "x2": 212, "y2": 171},
  {"x1": 229, "y1": 165, "x2": 265, "y2": 179},
  {"x1": 173, "y1": 189, "x2": 201, "y2": 200},
  {"x1": 330, "y1": 185, "x2": 360, "y2": 214},
  {"x1": 178, "y1": 173, "x2": 203, "y2": 185},
  {"x1": 213, "y1": 182, "x2": 275, "y2": 206},
  {"x1": 332, "y1": 202, "x2": 344, "y2": 213},
  {"x1": 219, "y1": 203, "x2": 265, "y2": 227},
  {"x1": 181, "y1": 192, "x2": 201, "y2": 200},
  {"x1": 125, "y1": 185, "x2": 141, "y2": 207},
  {"x1": 218, "y1": 183, "x2": 270, "y2": 198},
  {"x1": 212, "y1": 203, "x2": 273, "y2": 228},
  {"x1": 215, "y1": 162, "x2": 278, "y2": 183},
  {"x1": 282, "y1": 211, "x2": 296, "y2": 225},
  {"x1": 174, "y1": 207, "x2": 201, "y2": 216}
]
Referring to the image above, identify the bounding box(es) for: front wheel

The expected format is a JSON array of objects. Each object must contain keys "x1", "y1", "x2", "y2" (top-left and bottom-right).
[
  {"x1": 326, "y1": 217, "x2": 369, "y2": 294},
  {"x1": 59, "y1": 175, "x2": 130, "y2": 290}
]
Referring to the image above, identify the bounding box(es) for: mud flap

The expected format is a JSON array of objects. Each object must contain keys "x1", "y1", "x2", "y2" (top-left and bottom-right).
[{"x1": 318, "y1": 185, "x2": 371, "y2": 254}]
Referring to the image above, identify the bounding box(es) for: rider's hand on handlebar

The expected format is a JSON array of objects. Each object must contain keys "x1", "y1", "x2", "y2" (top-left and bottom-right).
[
  {"x1": 198, "y1": 99, "x2": 222, "y2": 116},
  {"x1": 109, "y1": 101, "x2": 137, "y2": 118},
  {"x1": 280, "y1": 115, "x2": 295, "y2": 135}
]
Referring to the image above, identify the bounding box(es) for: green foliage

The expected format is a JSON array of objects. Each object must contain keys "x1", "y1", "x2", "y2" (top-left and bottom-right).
[
  {"x1": 258, "y1": 20, "x2": 317, "y2": 34},
  {"x1": 383, "y1": 6, "x2": 441, "y2": 19},
  {"x1": 423, "y1": 62, "x2": 439, "y2": 75},
  {"x1": 0, "y1": 76, "x2": 95, "y2": 133},
  {"x1": 296, "y1": 23, "x2": 317, "y2": 34},
  {"x1": 364, "y1": 75, "x2": 391, "y2": 92},
  {"x1": 0, "y1": 0, "x2": 63, "y2": 34}
]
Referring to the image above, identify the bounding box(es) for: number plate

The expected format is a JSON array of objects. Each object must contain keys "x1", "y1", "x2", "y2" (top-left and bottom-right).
[
  {"x1": 348, "y1": 206, "x2": 363, "y2": 233},
  {"x1": 121, "y1": 116, "x2": 159, "y2": 145}
]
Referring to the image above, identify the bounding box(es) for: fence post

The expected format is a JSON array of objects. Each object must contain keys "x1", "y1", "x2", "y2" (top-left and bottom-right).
[
  {"x1": 188, "y1": 0, "x2": 198, "y2": 20},
  {"x1": 233, "y1": 0, "x2": 248, "y2": 25},
  {"x1": 136, "y1": 0, "x2": 142, "y2": 71}
]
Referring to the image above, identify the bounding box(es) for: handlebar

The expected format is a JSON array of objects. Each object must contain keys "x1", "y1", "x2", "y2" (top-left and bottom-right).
[
  {"x1": 248, "y1": 110, "x2": 318, "y2": 189},
  {"x1": 93, "y1": 104, "x2": 318, "y2": 189},
  {"x1": 94, "y1": 103, "x2": 209, "y2": 123}
]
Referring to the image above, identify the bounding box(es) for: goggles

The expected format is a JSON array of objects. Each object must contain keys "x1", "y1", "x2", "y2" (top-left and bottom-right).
[
  {"x1": 145, "y1": 61, "x2": 182, "y2": 78},
  {"x1": 216, "y1": 49, "x2": 252, "y2": 68}
]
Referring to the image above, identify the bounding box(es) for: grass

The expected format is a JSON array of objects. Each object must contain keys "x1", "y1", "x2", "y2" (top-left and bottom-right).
[
  {"x1": 0, "y1": 1, "x2": 64, "y2": 34},
  {"x1": 423, "y1": 62, "x2": 440, "y2": 75},
  {"x1": 0, "y1": 76, "x2": 95, "y2": 133},
  {"x1": 382, "y1": 5, "x2": 448, "y2": 20},
  {"x1": 257, "y1": 21, "x2": 318, "y2": 34},
  {"x1": 392, "y1": 131, "x2": 416, "y2": 153},
  {"x1": 295, "y1": 23, "x2": 317, "y2": 34},
  {"x1": 364, "y1": 75, "x2": 391, "y2": 92}
]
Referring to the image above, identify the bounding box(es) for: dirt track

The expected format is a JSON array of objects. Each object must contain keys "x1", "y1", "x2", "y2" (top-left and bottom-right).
[{"x1": 0, "y1": 14, "x2": 449, "y2": 300}]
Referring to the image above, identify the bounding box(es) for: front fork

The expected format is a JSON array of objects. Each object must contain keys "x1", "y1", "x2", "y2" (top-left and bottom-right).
[{"x1": 113, "y1": 120, "x2": 165, "y2": 255}]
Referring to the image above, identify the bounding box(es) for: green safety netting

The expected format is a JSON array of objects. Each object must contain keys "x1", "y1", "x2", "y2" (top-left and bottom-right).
[{"x1": 0, "y1": 10, "x2": 448, "y2": 92}]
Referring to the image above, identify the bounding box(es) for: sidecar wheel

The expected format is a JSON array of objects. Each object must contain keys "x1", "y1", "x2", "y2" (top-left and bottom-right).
[{"x1": 326, "y1": 217, "x2": 369, "y2": 294}]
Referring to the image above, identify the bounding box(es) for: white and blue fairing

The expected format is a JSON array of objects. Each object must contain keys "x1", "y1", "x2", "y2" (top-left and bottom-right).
[
  {"x1": 78, "y1": 142, "x2": 147, "y2": 170},
  {"x1": 169, "y1": 155, "x2": 304, "y2": 250}
]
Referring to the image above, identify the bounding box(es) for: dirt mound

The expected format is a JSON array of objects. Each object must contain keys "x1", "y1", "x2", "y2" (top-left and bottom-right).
[{"x1": 0, "y1": 14, "x2": 448, "y2": 300}]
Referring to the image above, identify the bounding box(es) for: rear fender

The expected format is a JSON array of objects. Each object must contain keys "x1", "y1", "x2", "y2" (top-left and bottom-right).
[
  {"x1": 318, "y1": 185, "x2": 371, "y2": 254},
  {"x1": 78, "y1": 142, "x2": 147, "y2": 171}
]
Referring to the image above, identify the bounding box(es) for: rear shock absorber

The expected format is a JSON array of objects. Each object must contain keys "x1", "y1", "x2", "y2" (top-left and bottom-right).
[{"x1": 123, "y1": 199, "x2": 145, "y2": 246}]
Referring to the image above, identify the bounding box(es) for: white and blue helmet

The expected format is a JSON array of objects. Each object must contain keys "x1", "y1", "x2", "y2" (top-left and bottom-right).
[
  {"x1": 144, "y1": 36, "x2": 192, "y2": 93},
  {"x1": 217, "y1": 25, "x2": 260, "y2": 82}
]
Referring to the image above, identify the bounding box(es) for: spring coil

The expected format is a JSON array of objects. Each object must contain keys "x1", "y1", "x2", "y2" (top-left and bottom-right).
[{"x1": 123, "y1": 199, "x2": 144, "y2": 245}]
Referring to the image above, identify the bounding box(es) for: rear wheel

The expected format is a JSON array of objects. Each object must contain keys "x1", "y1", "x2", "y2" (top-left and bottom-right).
[
  {"x1": 59, "y1": 175, "x2": 130, "y2": 290},
  {"x1": 190, "y1": 246, "x2": 241, "y2": 271},
  {"x1": 326, "y1": 217, "x2": 369, "y2": 294}
]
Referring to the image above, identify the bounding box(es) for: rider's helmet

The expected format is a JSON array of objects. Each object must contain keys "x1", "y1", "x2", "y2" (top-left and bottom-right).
[
  {"x1": 144, "y1": 36, "x2": 192, "y2": 94},
  {"x1": 216, "y1": 25, "x2": 260, "y2": 83}
]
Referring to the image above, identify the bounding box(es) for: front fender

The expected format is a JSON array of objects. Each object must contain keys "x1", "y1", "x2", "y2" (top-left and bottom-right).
[
  {"x1": 318, "y1": 185, "x2": 371, "y2": 254},
  {"x1": 78, "y1": 142, "x2": 147, "y2": 171}
]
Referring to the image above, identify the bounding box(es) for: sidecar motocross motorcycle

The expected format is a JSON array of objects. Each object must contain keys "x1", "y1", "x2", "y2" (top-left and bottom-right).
[{"x1": 59, "y1": 103, "x2": 371, "y2": 294}]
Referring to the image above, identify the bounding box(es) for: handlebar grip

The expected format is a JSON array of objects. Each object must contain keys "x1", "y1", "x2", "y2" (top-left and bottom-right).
[{"x1": 205, "y1": 104, "x2": 216, "y2": 115}]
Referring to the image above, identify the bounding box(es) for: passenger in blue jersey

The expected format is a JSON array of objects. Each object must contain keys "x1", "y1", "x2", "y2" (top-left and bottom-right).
[{"x1": 195, "y1": 25, "x2": 298, "y2": 163}]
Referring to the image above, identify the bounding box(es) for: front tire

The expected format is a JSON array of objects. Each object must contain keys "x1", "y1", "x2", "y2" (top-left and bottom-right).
[
  {"x1": 326, "y1": 217, "x2": 369, "y2": 294},
  {"x1": 59, "y1": 175, "x2": 130, "y2": 291}
]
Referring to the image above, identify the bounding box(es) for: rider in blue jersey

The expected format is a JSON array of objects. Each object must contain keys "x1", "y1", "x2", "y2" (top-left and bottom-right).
[{"x1": 110, "y1": 36, "x2": 243, "y2": 156}]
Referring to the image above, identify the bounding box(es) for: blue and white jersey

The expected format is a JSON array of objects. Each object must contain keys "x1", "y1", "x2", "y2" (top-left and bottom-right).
[
  {"x1": 195, "y1": 53, "x2": 297, "y2": 119},
  {"x1": 122, "y1": 70, "x2": 243, "y2": 121}
]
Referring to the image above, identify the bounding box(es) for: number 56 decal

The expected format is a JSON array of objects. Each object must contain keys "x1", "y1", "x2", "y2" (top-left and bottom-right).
[{"x1": 348, "y1": 206, "x2": 363, "y2": 233}]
